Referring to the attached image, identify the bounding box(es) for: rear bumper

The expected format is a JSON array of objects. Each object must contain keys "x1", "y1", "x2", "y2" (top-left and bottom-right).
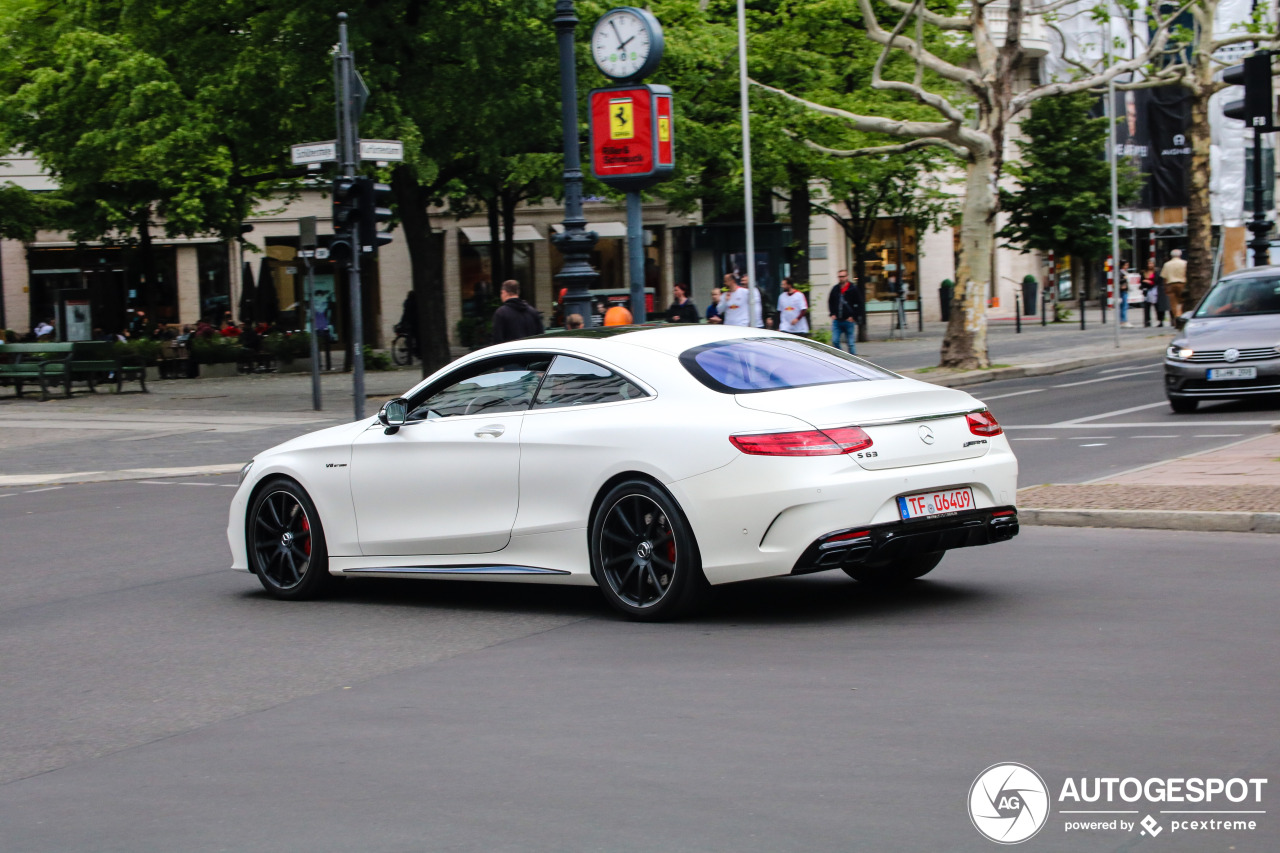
[{"x1": 790, "y1": 506, "x2": 1019, "y2": 575}]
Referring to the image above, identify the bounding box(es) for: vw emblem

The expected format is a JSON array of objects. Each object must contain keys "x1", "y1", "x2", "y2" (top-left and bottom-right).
[
  {"x1": 636, "y1": 541, "x2": 653, "y2": 560},
  {"x1": 918, "y1": 425, "x2": 936, "y2": 445},
  {"x1": 1224, "y1": 348, "x2": 1240, "y2": 363}
]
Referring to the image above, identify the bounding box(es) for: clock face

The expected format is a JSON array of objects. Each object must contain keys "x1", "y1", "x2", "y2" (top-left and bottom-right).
[{"x1": 592, "y1": 8, "x2": 660, "y2": 80}]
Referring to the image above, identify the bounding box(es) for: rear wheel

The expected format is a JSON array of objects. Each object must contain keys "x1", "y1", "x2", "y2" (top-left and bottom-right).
[
  {"x1": 391, "y1": 334, "x2": 413, "y2": 366},
  {"x1": 248, "y1": 479, "x2": 336, "y2": 600},
  {"x1": 590, "y1": 480, "x2": 706, "y2": 621},
  {"x1": 843, "y1": 551, "x2": 944, "y2": 587},
  {"x1": 1169, "y1": 396, "x2": 1198, "y2": 414}
]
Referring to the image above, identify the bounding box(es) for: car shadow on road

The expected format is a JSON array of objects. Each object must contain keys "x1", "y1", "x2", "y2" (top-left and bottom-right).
[{"x1": 233, "y1": 570, "x2": 1001, "y2": 626}]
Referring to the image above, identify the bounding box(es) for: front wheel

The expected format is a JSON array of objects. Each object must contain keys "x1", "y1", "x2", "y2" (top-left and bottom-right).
[
  {"x1": 247, "y1": 478, "x2": 336, "y2": 600},
  {"x1": 1169, "y1": 396, "x2": 1198, "y2": 414},
  {"x1": 843, "y1": 551, "x2": 944, "y2": 588},
  {"x1": 590, "y1": 480, "x2": 707, "y2": 621},
  {"x1": 391, "y1": 335, "x2": 413, "y2": 366}
]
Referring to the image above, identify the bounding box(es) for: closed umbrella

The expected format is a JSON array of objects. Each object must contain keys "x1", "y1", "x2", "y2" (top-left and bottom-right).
[
  {"x1": 256, "y1": 258, "x2": 279, "y2": 329},
  {"x1": 239, "y1": 261, "x2": 256, "y2": 325}
]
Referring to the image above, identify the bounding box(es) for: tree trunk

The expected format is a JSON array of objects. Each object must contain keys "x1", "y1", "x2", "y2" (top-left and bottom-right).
[
  {"x1": 392, "y1": 165, "x2": 451, "y2": 378},
  {"x1": 501, "y1": 189, "x2": 520, "y2": 304},
  {"x1": 1185, "y1": 73, "x2": 1214, "y2": 306},
  {"x1": 137, "y1": 206, "x2": 158, "y2": 327},
  {"x1": 486, "y1": 195, "x2": 504, "y2": 287},
  {"x1": 788, "y1": 174, "x2": 811, "y2": 284},
  {"x1": 941, "y1": 152, "x2": 996, "y2": 369}
]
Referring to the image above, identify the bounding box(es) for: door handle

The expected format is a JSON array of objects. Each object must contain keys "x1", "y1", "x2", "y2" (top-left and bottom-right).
[{"x1": 474, "y1": 425, "x2": 505, "y2": 438}]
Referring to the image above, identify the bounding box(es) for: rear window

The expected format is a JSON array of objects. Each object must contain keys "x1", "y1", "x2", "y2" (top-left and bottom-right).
[{"x1": 680, "y1": 337, "x2": 895, "y2": 393}]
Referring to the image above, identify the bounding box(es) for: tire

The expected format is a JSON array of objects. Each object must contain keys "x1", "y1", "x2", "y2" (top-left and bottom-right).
[
  {"x1": 1168, "y1": 396, "x2": 1198, "y2": 414},
  {"x1": 590, "y1": 479, "x2": 707, "y2": 621},
  {"x1": 391, "y1": 335, "x2": 413, "y2": 366},
  {"x1": 843, "y1": 551, "x2": 944, "y2": 587},
  {"x1": 247, "y1": 478, "x2": 336, "y2": 600}
]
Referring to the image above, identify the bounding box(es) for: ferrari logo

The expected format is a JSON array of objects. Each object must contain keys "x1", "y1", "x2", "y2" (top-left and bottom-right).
[{"x1": 610, "y1": 98, "x2": 634, "y2": 140}]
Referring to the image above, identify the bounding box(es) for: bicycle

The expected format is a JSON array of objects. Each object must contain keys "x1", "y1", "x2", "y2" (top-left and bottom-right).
[{"x1": 390, "y1": 325, "x2": 416, "y2": 366}]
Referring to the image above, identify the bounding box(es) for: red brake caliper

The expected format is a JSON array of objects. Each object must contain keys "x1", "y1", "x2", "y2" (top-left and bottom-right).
[{"x1": 301, "y1": 516, "x2": 312, "y2": 555}]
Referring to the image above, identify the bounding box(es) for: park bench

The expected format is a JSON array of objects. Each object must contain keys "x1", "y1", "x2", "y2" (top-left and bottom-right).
[
  {"x1": 68, "y1": 341, "x2": 147, "y2": 394},
  {"x1": 0, "y1": 342, "x2": 73, "y2": 400}
]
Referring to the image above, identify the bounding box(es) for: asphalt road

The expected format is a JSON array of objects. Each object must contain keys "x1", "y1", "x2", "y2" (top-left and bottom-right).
[
  {"x1": 966, "y1": 353, "x2": 1280, "y2": 484},
  {"x1": 1, "y1": 480, "x2": 1277, "y2": 852}
]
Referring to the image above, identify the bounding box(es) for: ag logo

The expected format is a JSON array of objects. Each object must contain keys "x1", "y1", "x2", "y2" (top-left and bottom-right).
[{"x1": 968, "y1": 762, "x2": 1050, "y2": 844}]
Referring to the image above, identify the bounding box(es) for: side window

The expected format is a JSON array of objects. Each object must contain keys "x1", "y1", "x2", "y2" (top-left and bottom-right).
[
  {"x1": 532, "y1": 355, "x2": 647, "y2": 409},
  {"x1": 407, "y1": 355, "x2": 550, "y2": 421}
]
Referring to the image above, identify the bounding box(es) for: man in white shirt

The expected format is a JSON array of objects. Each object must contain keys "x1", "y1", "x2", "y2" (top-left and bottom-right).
[
  {"x1": 33, "y1": 317, "x2": 55, "y2": 339},
  {"x1": 719, "y1": 274, "x2": 762, "y2": 328},
  {"x1": 777, "y1": 278, "x2": 809, "y2": 335}
]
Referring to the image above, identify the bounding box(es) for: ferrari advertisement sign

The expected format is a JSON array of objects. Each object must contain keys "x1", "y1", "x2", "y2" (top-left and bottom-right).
[{"x1": 589, "y1": 83, "x2": 674, "y2": 191}]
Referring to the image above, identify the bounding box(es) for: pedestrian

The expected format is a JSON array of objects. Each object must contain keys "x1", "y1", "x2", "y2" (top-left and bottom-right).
[
  {"x1": 719, "y1": 273, "x2": 762, "y2": 327},
  {"x1": 777, "y1": 278, "x2": 809, "y2": 336},
  {"x1": 491, "y1": 279, "x2": 544, "y2": 344},
  {"x1": 705, "y1": 287, "x2": 723, "y2": 324},
  {"x1": 1141, "y1": 262, "x2": 1157, "y2": 327},
  {"x1": 313, "y1": 296, "x2": 333, "y2": 371},
  {"x1": 604, "y1": 305, "x2": 633, "y2": 327},
  {"x1": 665, "y1": 283, "x2": 699, "y2": 323},
  {"x1": 1159, "y1": 249, "x2": 1187, "y2": 317},
  {"x1": 1117, "y1": 260, "x2": 1132, "y2": 327},
  {"x1": 33, "y1": 316, "x2": 55, "y2": 340},
  {"x1": 565, "y1": 313, "x2": 585, "y2": 330},
  {"x1": 827, "y1": 269, "x2": 864, "y2": 354},
  {"x1": 128, "y1": 309, "x2": 149, "y2": 339}
]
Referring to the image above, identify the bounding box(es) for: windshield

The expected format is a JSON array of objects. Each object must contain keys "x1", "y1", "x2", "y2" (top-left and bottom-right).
[
  {"x1": 680, "y1": 337, "x2": 895, "y2": 393},
  {"x1": 1194, "y1": 276, "x2": 1280, "y2": 318}
]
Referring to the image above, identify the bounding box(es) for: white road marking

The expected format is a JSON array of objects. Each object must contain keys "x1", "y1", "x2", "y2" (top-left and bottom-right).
[
  {"x1": 1100, "y1": 364, "x2": 1158, "y2": 373},
  {"x1": 1068, "y1": 436, "x2": 1115, "y2": 439},
  {"x1": 1053, "y1": 370, "x2": 1158, "y2": 388},
  {"x1": 1133, "y1": 435, "x2": 1179, "y2": 438},
  {"x1": 1007, "y1": 421, "x2": 1280, "y2": 428},
  {"x1": 177, "y1": 482, "x2": 220, "y2": 487},
  {"x1": 22, "y1": 486, "x2": 63, "y2": 494},
  {"x1": 1194, "y1": 433, "x2": 1243, "y2": 437},
  {"x1": 1011, "y1": 437, "x2": 1058, "y2": 441},
  {"x1": 978, "y1": 389, "x2": 1046, "y2": 401},
  {"x1": 0, "y1": 493, "x2": 15, "y2": 498},
  {"x1": 1079, "y1": 443, "x2": 1108, "y2": 447},
  {"x1": 1054, "y1": 401, "x2": 1170, "y2": 424}
]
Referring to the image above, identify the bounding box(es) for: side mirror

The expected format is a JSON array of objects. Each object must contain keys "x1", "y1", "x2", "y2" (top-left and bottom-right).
[
  {"x1": 378, "y1": 398, "x2": 408, "y2": 434},
  {"x1": 1175, "y1": 311, "x2": 1191, "y2": 331}
]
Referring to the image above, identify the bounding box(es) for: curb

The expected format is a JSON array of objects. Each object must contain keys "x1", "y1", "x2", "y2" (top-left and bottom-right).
[
  {"x1": 1019, "y1": 507, "x2": 1280, "y2": 534},
  {"x1": 0, "y1": 463, "x2": 243, "y2": 488},
  {"x1": 912, "y1": 344, "x2": 1168, "y2": 388}
]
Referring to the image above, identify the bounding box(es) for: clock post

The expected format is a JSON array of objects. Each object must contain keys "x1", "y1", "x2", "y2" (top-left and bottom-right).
[{"x1": 551, "y1": 0, "x2": 599, "y2": 330}]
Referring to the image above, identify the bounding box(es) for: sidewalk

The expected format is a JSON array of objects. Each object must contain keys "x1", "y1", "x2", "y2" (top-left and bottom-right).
[{"x1": 1019, "y1": 431, "x2": 1280, "y2": 534}]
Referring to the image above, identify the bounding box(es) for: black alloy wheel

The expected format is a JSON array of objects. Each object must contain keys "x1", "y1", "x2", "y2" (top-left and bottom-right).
[
  {"x1": 248, "y1": 479, "x2": 335, "y2": 600},
  {"x1": 843, "y1": 551, "x2": 945, "y2": 587},
  {"x1": 591, "y1": 480, "x2": 706, "y2": 621}
]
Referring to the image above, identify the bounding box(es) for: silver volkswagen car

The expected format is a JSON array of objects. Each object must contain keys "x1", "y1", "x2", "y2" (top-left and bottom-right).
[{"x1": 1165, "y1": 265, "x2": 1280, "y2": 413}]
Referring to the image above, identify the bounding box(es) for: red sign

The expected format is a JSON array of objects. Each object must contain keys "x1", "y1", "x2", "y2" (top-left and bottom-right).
[{"x1": 589, "y1": 83, "x2": 674, "y2": 191}]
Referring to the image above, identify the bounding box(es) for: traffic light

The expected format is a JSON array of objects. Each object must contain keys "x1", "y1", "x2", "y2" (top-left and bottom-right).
[
  {"x1": 1223, "y1": 52, "x2": 1273, "y2": 129},
  {"x1": 355, "y1": 176, "x2": 394, "y2": 254},
  {"x1": 330, "y1": 176, "x2": 358, "y2": 262}
]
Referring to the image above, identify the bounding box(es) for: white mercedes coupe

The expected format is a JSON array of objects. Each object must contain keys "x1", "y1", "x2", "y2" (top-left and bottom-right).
[{"x1": 229, "y1": 325, "x2": 1019, "y2": 620}]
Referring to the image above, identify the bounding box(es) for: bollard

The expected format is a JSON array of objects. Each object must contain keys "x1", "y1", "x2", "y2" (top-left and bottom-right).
[
  {"x1": 1015, "y1": 292, "x2": 1021, "y2": 333},
  {"x1": 1080, "y1": 293, "x2": 1086, "y2": 330},
  {"x1": 1042, "y1": 289, "x2": 1048, "y2": 326}
]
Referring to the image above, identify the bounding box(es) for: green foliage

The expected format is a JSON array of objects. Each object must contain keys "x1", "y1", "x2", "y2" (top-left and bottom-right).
[
  {"x1": 811, "y1": 327, "x2": 832, "y2": 345},
  {"x1": 456, "y1": 316, "x2": 492, "y2": 350},
  {"x1": 0, "y1": 182, "x2": 68, "y2": 241},
  {"x1": 262, "y1": 332, "x2": 311, "y2": 364},
  {"x1": 113, "y1": 339, "x2": 161, "y2": 366},
  {"x1": 999, "y1": 92, "x2": 1145, "y2": 261},
  {"x1": 363, "y1": 345, "x2": 392, "y2": 372},
  {"x1": 189, "y1": 335, "x2": 244, "y2": 365}
]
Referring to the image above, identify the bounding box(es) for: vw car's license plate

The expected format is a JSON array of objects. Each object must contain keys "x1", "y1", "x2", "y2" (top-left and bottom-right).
[
  {"x1": 897, "y1": 487, "x2": 975, "y2": 520},
  {"x1": 1207, "y1": 367, "x2": 1257, "y2": 381}
]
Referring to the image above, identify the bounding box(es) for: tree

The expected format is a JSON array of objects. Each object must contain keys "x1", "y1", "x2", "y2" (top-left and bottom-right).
[
  {"x1": 999, "y1": 90, "x2": 1143, "y2": 299},
  {"x1": 753, "y1": 0, "x2": 1186, "y2": 368}
]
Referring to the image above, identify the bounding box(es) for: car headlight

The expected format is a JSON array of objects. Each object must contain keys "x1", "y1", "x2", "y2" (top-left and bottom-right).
[
  {"x1": 238, "y1": 460, "x2": 254, "y2": 486},
  {"x1": 1167, "y1": 345, "x2": 1193, "y2": 360}
]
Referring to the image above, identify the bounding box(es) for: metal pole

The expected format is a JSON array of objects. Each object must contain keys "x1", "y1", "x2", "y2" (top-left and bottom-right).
[
  {"x1": 337, "y1": 13, "x2": 364, "y2": 421},
  {"x1": 1080, "y1": 291, "x2": 1086, "y2": 330},
  {"x1": 551, "y1": 1, "x2": 598, "y2": 328},
  {"x1": 626, "y1": 191, "x2": 646, "y2": 322},
  {"x1": 1107, "y1": 8, "x2": 1121, "y2": 346},
  {"x1": 1248, "y1": 126, "x2": 1271, "y2": 266},
  {"x1": 736, "y1": 0, "x2": 756, "y2": 317},
  {"x1": 1015, "y1": 292, "x2": 1021, "y2": 333},
  {"x1": 300, "y1": 215, "x2": 321, "y2": 412}
]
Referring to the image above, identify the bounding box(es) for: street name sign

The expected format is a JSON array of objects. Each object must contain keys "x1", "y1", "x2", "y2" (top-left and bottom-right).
[
  {"x1": 291, "y1": 141, "x2": 338, "y2": 165},
  {"x1": 359, "y1": 139, "x2": 404, "y2": 162}
]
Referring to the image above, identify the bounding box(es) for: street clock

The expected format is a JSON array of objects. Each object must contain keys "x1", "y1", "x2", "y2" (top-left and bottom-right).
[{"x1": 591, "y1": 7, "x2": 665, "y2": 81}]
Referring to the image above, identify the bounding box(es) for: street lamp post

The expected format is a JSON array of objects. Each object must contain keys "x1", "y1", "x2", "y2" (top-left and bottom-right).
[{"x1": 551, "y1": 0, "x2": 599, "y2": 327}]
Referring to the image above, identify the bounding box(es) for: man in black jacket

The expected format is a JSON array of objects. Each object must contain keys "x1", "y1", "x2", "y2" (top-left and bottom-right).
[
  {"x1": 827, "y1": 270, "x2": 864, "y2": 354},
  {"x1": 491, "y1": 280, "x2": 544, "y2": 344}
]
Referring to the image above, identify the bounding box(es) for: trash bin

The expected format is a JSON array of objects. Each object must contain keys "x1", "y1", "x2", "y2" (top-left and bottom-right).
[
  {"x1": 939, "y1": 279, "x2": 954, "y2": 322},
  {"x1": 1022, "y1": 275, "x2": 1038, "y2": 316}
]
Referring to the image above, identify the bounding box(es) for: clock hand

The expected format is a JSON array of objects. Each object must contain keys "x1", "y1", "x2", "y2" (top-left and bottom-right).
[
  {"x1": 609, "y1": 18, "x2": 625, "y2": 49},
  {"x1": 619, "y1": 34, "x2": 635, "y2": 49}
]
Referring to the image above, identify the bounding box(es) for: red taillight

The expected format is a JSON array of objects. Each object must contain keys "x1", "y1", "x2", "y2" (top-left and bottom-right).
[
  {"x1": 824, "y1": 529, "x2": 870, "y2": 543},
  {"x1": 730, "y1": 426, "x2": 873, "y2": 457},
  {"x1": 967, "y1": 410, "x2": 1003, "y2": 437}
]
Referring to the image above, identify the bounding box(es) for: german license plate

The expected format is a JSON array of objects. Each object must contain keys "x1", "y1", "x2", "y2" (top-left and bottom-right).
[
  {"x1": 1207, "y1": 367, "x2": 1257, "y2": 381},
  {"x1": 897, "y1": 487, "x2": 975, "y2": 520}
]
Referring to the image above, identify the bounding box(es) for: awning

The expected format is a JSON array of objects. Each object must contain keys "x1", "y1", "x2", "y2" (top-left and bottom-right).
[
  {"x1": 550, "y1": 221, "x2": 628, "y2": 239},
  {"x1": 460, "y1": 225, "x2": 544, "y2": 244}
]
